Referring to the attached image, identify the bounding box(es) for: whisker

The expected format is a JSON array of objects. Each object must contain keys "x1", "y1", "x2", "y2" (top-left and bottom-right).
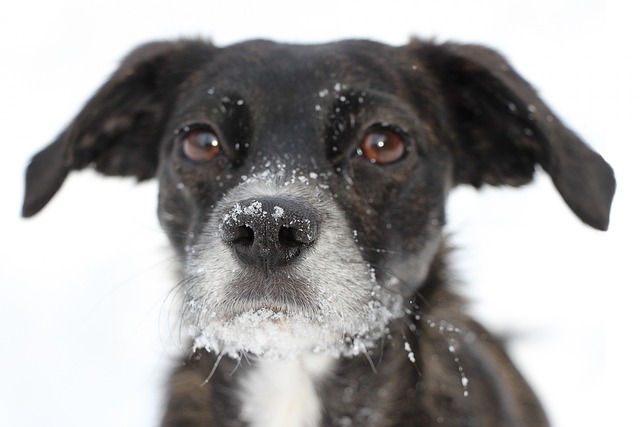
[
  {"x1": 161, "y1": 279, "x2": 191, "y2": 347},
  {"x1": 377, "y1": 334, "x2": 386, "y2": 367},
  {"x1": 201, "y1": 352, "x2": 224, "y2": 386},
  {"x1": 363, "y1": 350, "x2": 378, "y2": 374},
  {"x1": 229, "y1": 354, "x2": 244, "y2": 376}
]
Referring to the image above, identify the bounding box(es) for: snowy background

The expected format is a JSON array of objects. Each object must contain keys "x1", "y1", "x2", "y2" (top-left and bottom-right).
[{"x1": 1, "y1": 1, "x2": 637, "y2": 426}]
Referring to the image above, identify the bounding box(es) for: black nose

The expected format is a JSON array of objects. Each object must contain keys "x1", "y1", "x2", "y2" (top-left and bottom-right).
[{"x1": 220, "y1": 197, "x2": 320, "y2": 275}]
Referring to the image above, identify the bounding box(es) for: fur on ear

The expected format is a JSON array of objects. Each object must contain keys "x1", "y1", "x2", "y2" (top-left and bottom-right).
[
  {"x1": 22, "y1": 39, "x2": 217, "y2": 218},
  {"x1": 409, "y1": 41, "x2": 615, "y2": 231}
]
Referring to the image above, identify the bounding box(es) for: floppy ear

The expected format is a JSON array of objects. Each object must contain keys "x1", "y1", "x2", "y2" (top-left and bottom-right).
[
  {"x1": 22, "y1": 39, "x2": 217, "y2": 218},
  {"x1": 409, "y1": 41, "x2": 615, "y2": 231}
]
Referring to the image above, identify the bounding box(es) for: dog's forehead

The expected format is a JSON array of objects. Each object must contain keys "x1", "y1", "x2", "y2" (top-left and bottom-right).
[
  {"x1": 211, "y1": 39, "x2": 400, "y2": 87},
  {"x1": 179, "y1": 40, "x2": 410, "y2": 162},
  {"x1": 184, "y1": 39, "x2": 407, "y2": 116}
]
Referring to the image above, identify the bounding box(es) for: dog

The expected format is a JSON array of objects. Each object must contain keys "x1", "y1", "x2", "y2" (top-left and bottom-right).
[{"x1": 22, "y1": 38, "x2": 615, "y2": 426}]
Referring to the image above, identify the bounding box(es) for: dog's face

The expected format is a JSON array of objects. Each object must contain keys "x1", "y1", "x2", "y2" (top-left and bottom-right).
[
  {"x1": 22, "y1": 39, "x2": 615, "y2": 359},
  {"x1": 156, "y1": 41, "x2": 450, "y2": 357}
]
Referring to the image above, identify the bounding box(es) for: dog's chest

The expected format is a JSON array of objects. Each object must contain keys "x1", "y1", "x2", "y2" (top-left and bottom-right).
[{"x1": 239, "y1": 354, "x2": 333, "y2": 427}]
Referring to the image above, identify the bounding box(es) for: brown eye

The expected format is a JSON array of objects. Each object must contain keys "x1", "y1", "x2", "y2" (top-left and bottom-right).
[
  {"x1": 357, "y1": 126, "x2": 407, "y2": 164},
  {"x1": 181, "y1": 127, "x2": 221, "y2": 162}
]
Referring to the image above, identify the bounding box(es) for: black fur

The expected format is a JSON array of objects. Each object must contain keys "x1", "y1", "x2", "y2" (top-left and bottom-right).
[{"x1": 23, "y1": 38, "x2": 615, "y2": 426}]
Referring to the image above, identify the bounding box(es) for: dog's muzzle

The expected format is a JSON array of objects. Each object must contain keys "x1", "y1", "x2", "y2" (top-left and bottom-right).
[{"x1": 183, "y1": 180, "x2": 407, "y2": 358}]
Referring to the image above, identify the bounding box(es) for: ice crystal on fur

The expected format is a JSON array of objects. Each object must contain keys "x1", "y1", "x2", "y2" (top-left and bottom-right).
[
  {"x1": 404, "y1": 341, "x2": 416, "y2": 363},
  {"x1": 187, "y1": 303, "x2": 400, "y2": 360}
]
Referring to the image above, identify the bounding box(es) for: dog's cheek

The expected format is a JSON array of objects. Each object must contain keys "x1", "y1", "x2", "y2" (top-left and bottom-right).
[
  {"x1": 348, "y1": 161, "x2": 429, "y2": 225},
  {"x1": 157, "y1": 168, "x2": 197, "y2": 255},
  {"x1": 156, "y1": 161, "x2": 217, "y2": 255},
  {"x1": 393, "y1": 154, "x2": 451, "y2": 281},
  {"x1": 346, "y1": 162, "x2": 411, "y2": 225},
  {"x1": 386, "y1": 190, "x2": 446, "y2": 293},
  {"x1": 347, "y1": 159, "x2": 448, "y2": 293}
]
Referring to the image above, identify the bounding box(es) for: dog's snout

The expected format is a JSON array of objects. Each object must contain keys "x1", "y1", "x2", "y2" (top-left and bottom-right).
[{"x1": 221, "y1": 197, "x2": 319, "y2": 274}]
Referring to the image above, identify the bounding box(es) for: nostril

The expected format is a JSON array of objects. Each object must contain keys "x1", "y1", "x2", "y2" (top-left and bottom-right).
[
  {"x1": 279, "y1": 226, "x2": 297, "y2": 247},
  {"x1": 235, "y1": 225, "x2": 255, "y2": 246},
  {"x1": 279, "y1": 226, "x2": 310, "y2": 247},
  {"x1": 279, "y1": 220, "x2": 318, "y2": 247},
  {"x1": 221, "y1": 223, "x2": 255, "y2": 246}
]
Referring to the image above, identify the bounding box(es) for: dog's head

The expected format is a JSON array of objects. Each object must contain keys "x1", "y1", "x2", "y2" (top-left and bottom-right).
[{"x1": 22, "y1": 39, "x2": 615, "y2": 358}]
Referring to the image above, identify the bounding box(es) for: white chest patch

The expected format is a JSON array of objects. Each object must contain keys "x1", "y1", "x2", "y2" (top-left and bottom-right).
[{"x1": 239, "y1": 354, "x2": 333, "y2": 427}]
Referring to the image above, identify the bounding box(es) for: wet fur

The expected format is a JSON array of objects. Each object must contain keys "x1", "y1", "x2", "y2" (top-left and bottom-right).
[{"x1": 23, "y1": 38, "x2": 615, "y2": 426}]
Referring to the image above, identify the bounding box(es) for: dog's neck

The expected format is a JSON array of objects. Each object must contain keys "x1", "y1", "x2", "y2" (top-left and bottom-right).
[{"x1": 239, "y1": 354, "x2": 334, "y2": 427}]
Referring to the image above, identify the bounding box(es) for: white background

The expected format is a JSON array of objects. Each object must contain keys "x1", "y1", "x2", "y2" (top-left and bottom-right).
[{"x1": 1, "y1": 1, "x2": 637, "y2": 426}]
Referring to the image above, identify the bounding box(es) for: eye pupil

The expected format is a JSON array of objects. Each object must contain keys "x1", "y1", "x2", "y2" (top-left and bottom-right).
[
  {"x1": 359, "y1": 127, "x2": 406, "y2": 164},
  {"x1": 182, "y1": 128, "x2": 221, "y2": 162}
]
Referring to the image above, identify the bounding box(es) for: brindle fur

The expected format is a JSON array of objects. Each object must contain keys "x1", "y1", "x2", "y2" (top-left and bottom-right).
[{"x1": 23, "y1": 37, "x2": 614, "y2": 427}]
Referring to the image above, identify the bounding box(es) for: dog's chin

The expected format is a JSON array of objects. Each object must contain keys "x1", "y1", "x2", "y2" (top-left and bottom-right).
[{"x1": 188, "y1": 299, "x2": 402, "y2": 360}]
